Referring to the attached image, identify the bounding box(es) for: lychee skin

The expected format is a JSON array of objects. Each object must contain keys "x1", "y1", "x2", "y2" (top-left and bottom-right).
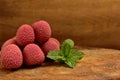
[
  {"x1": 42, "y1": 38, "x2": 60, "y2": 56},
  {"x1": 50, "y1": 38, "x2": 60, "y2": 47},
  {"x1": 16, "y1": 24, "x2": 35, "y2": 46},
  {"x1": 1, "y1": 37, "x2": 16, "y2": 50},
  {"x1": 1, "y1": 44, "x2": 23, "y2": 69},
  {"x1": 23, "y1": 44, "x2": 45, "y2": 66},
  {"x1": 32, "y1": 20, "x2": 51, "y2": 44}
]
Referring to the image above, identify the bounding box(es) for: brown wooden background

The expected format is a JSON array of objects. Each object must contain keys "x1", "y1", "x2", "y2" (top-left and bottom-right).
[{"x1": 1, "y1": 0, "x2": 120, "y2": 49}]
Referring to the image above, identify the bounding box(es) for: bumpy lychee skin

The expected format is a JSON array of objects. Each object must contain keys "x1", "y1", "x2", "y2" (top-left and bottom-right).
[
  {"x1": 1, "y1": 37, "x2": 16, "y2": 50},
  {"x1": 16, "y1": 24, "x2": 35, "y2": 46},
  {"x1": 42, "y1": 38, "x2": 60, "y2": 56},
  {"x1": 1, "y1": 44, "x2": 23, "y2": 69},
  {"x1": 32, "y1": 20, "x2": 51, "y2": 44},
  {"x1": 23, "y1": 44, "x2": 45, "y2": 66},
  {"x1": 50, "y1": 38, "x2": 60, "y2": 47}
]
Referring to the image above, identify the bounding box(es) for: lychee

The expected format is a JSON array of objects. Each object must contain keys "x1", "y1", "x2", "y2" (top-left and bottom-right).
[
  {"x1": 50, "y1": 38, "x2": 60, "y2": 46},
  {"x1": 42, "y1": 38, "x2": 60, "y2": 56},
  {"x1": 23, "y1": 44, "x2": 45, "y2": 66},
  {"x1": 1, "y1": 44, "x2": 23, "y2": 69},
  {"x1": 16, "y1": 24, "x2": 35, "y2": 46},
  {"x1": 1, "y1": 37, "x2": 16, "y2": 50},
  {"x1": 32, "y1": 20, "x2": 51, "y2": 44}
]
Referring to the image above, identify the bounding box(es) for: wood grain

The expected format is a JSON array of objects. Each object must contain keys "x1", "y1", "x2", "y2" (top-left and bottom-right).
[
  {"x1": 1, "y1": 0, "x2": 120, "y2": 49},
  {"x1": 0, "y1": 47, "x2": 120, "y2": 80}
]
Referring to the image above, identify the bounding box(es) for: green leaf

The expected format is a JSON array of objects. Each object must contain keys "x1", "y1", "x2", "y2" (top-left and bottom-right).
[
  {"x1": 64, "y1": 49, "x2": 84, "y2": 68},
  {"x1": 62, "y1": 39, "x2": 74, "y2": 48},
  {"x1": 65, "y1": 59, "x2": 77, "y2": 68},
  {"x1": 69, "y1": 49, "x2": 85, "y2": 60},
  {"x1": 61, "y1": 43, "x2": 71, "y2": 57},
  {"x1": 61, "y1": 39, "x2": 74, "y2": 57},
  {"x1": 46, "y1": 39, "x2": 85, "y2": 68},
  {"x1": 47, "y1": 50, "x2": 65, "y2": 62}
]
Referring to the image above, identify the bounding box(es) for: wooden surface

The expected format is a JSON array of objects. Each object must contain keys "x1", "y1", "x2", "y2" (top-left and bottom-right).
[
  {"x1": 0, "y1": 47, "x2": 120, "y2": 80},
  {"x1": 1, "y1": 0, "x2": 120, "y2": 49}
]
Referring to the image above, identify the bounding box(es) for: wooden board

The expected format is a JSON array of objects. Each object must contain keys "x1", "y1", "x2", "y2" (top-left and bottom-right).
[{"x1": 0, "y1": 47, "x2": 120, "y2": 80}]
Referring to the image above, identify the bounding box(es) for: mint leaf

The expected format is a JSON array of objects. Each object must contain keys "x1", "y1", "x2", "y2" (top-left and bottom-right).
[
  {"x1": 61, "y1": 39, "x2": 74, "y2": 48},
  {"x1": 61, "y1": 39, "x2": 74, "y2": 57},
  {"x1": 47, "y1": 39, "x2": 85, "y2": 68},
  {"x1": 47, "y1": 50, "x2": 65, "y2": 62},
  {"x1": 69, "y1": 49, "x2": 85, "y2": 60},
  {"x1": 65, "y1": 58, "x2": 77, "y2": 68},
  {"x1": 64, "y1": 49, "x2": 84, "y2": 68},
  {"x1": 61, "y1": 43, "x2": 71, "y2": 57}
]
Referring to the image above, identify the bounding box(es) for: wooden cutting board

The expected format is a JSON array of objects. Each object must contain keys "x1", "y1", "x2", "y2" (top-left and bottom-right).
[{"x1": 0, "y1": 47, "x2": 120, "y2": 80}]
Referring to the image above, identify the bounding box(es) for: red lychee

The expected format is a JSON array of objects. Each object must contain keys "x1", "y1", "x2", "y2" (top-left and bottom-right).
[
  {"x1": 1, "y1": 37, "x2": 16, "y2": 50},
  {"x1": 1, "y1": 44, "x2": 23, "y2": 69},
  {"x1": 32, "y1": 20, "x2": 51, "y2": 44},
  {"x1": 50, "y1": 38, "x2": 60, "y2": 47},
  {"x1": 16, "y1": 24, "x2": 35, "y2": 46},
  {"x1": 23, "y1": 44, "x2": 45, "y2": 66},
  {"x1": 42, "y1": 38, "x2": 60, "y2": 56}
]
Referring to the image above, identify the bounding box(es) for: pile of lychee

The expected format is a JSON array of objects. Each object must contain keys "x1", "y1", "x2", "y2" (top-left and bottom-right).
[{"x1": 0, "y1": 20, "x2": 60, "y2": 69}]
